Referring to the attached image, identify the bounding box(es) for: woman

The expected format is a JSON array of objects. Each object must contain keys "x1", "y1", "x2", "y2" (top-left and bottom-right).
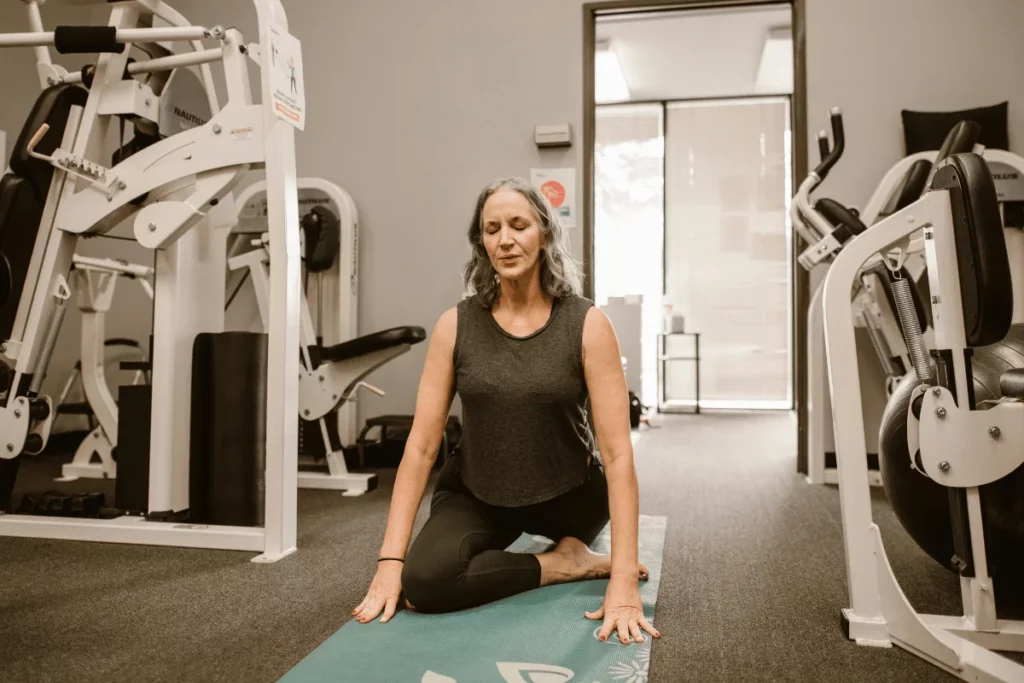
[{"x1": 352, "y1": 177, "x2": 657, "y2": 646}]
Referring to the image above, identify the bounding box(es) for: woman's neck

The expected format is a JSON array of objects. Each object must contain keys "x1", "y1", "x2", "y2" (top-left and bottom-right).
[{"x1": 494, "y1": 274, "x2": 548, "y2": 313}]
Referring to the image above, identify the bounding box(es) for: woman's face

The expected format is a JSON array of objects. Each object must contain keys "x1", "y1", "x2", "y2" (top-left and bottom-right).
[{"x1": 481, "y1": 189, "x2": 546, "y2": 284}]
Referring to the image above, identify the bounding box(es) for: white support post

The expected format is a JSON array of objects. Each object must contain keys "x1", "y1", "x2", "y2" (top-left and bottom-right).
[
  {"x1": 823, "y1": 194, "x2": 946, "y2": 644},
  {"x1": 806, "y1": 277, "x2": 828, "y2": 485},
  {"x1": 251, "y1": 0, "x2": 300, "y2": 563},
  {"x1": 72, "y1": 270, "x2": 119, "y2": 444},
  {"x1": 148, "y1": 214, "x2": 228, "y2": 514}
]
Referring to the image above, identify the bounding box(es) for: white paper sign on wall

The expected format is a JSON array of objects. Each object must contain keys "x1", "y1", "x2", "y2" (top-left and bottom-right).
[
  {"x1": 268, "y1": 23, "x2": 306, "y2": 130},
  {"x1": 530, "y1": 167, "x2": 577, "y2": 229}
]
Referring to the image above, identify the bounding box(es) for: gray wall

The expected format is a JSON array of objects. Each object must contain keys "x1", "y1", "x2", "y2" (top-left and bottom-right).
[
  {"x1": 805, "y1": 0, "x2": 1024, "y2": 209},
  {"x1": 2, "y1": 0, "x2": 1021, "y2": 430}
]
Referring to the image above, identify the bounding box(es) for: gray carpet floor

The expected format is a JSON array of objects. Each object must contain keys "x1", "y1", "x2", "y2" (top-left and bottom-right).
[{"x1": 0, "y1": 413, "x2": 1018, "y2": 682}]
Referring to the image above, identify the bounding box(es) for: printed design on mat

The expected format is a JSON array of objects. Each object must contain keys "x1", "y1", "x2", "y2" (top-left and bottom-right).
[
  {"x1": 421, "y1": 662, "x2": 575, "y2": 683},
  {"x1": 608, "y1": 646, "x2": 651, "y2": 683}
]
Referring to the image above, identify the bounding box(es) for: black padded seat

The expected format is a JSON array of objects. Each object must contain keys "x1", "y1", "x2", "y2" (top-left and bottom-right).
[
  {"x1": 320, "y1": 326, "x2": 427, "y2": 363},
  {"x1": 0, "y1": 84, "x2": 88, "y2": 341},
  {"x1": 0, "y1": 175, "x2": 43, "y2": 339},
  {"x1": 815, "y1": 198, "x2": 866, "y2": 244},
  {"x1": 931, "y1": 153, "x2": 1012, "y2": 347},
  {"x1": 1000, "y1": 368, "x2": 1024, "y2": 399},
  {"x1": 878, "y1": 159, "x2": 934, "y2": 219}
]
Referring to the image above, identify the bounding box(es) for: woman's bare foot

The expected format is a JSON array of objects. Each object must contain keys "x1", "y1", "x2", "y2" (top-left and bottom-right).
[{"x1": 538, "y1": 537, "x2": 650, "y2": 587}]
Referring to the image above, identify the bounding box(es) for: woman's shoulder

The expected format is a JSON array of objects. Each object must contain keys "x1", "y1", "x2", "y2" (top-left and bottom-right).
[{"x1": 559, "y1": 293, "x2": 596, "y2": 316}]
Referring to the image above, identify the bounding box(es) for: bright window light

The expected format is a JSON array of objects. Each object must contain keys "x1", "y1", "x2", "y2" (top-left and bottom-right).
[
  {"x1": 755, "y1": 27, "x2": 793, "y2": 93},
  {"x1": 595, "y1": 43, "x2": 631, "y2": 104}
]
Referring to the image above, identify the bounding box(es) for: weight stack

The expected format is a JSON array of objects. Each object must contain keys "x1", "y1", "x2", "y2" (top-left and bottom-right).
[{"x1": 190, "y1": 332, "x2": 267, "y2": 527}]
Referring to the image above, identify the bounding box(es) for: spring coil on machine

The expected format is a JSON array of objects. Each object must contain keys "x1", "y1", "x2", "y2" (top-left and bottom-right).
[{"x1": 890, "y1": 273, "x2": 935, "y2": 383}]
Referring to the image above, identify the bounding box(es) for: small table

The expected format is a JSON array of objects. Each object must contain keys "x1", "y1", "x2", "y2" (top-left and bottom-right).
[{"x1": 658, "y1": 331, "x2": 701, "y2": 414}]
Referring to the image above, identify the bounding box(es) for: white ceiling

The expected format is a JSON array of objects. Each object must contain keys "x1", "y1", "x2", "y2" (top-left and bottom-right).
[{"x1": 596, "y1": 5, "x2": 793, "y2": 103}]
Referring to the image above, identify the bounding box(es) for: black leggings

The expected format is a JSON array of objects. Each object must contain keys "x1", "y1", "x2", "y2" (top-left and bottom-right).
[{"x1": 401, "y1": 454, "x2": 610, "y2": 614}]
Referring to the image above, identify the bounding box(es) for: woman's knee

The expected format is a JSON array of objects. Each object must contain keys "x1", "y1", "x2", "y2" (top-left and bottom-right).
[{"x1": 401, "y1": 554, "x2": 460, "y2": 614}]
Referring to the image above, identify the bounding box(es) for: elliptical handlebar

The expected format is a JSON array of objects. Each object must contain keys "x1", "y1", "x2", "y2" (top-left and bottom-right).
[
  {"x1": 817, "y1": 130, "x2": 831, "y2": 164},
  {"x1": 791, "y1": 108, "x2": 848, "y2": 262},
  {"x1": 813, "y1": 108, "x2": 845, "y2": 180}
]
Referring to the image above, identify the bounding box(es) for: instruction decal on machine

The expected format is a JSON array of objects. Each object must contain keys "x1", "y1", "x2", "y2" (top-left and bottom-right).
[{"x1": 268, "y1": 23, "x2": 306, "y2": 130}]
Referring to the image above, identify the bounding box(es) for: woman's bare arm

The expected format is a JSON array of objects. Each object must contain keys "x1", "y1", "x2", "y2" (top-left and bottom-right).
[
  {"x1": 376, "y1": 306, "x2": 458, "y2": 561},
  {"x1": 582, "y1": 307, "x2": 639, "y2": 579}
]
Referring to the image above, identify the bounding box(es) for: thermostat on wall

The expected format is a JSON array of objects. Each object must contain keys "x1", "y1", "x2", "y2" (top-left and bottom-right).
[{"x1": 535, "y1": 123, "x2": 573, "y2": 148}]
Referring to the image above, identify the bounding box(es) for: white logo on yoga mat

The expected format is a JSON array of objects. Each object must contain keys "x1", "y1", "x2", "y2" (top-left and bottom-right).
[
  {"x1": 421, "y1": 673, "x2": 457, "y2": 683},
  {"x1": 422, "y1": 663, "x2": 576, "y2": 683},
  {"x1": 496, "y1": 662, "x2": 576, "y2": 682}
]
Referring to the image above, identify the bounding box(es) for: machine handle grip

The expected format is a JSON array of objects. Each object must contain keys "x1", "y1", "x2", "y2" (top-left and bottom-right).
[
  {"x1": 813, "y1": 108, "x2": 845, "y2": 180},
  {"x1": 817, "y1": 130, "x2": 830, "y2": 163},
  {"x1": 26, "y1": 123, "x2": 50, "y2": 155}
]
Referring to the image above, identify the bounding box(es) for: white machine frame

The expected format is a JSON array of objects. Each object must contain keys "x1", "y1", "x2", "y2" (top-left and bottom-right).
[
  {"x1": 823, "y1": 162, "x2": 1024, "y2": 681},
  {"x1": 56, "y1": 254, "x2": 153, "y2": 481},
  {"x1": 231, "y1": 177, "x2": 360, "y2": 444},
  {"x1": 0, "y1": 0, "x2": 303, "y2": 562}
]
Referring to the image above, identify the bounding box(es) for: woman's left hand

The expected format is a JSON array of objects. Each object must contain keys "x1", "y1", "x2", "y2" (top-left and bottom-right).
[{"x1": 585, "y1": 575, "x2": 660, "y2": 645}]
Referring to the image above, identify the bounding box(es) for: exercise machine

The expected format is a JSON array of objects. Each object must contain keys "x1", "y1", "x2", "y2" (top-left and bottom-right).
[
  {"x1": 0, "y1": 0, "x2": 305, "y2": 562},
  {"x1": 55, "y1": 254, "x2": 153, "y2": 481},
  {"x1": 795, "y1": 113, "x2": 1023, "y2": 487},
  {"x1": 818, "y1": 148, "x2": 1024, "y2": 680},
  {"x1": 228, "y1": 178, "x2": 426, "y2": 494},
  {"x1": 794, "y1": 112, "x2": 968, "y2": 486}
]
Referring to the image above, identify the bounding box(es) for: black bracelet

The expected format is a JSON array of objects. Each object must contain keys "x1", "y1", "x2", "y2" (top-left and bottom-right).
[{"x1": 378, "y1": 557, "x2": 405, "y2": 563}]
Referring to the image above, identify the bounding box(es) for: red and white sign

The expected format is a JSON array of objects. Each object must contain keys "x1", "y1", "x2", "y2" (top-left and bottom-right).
[{"x1": 530, "y1": 168, "x2": 576, "y2": 228}]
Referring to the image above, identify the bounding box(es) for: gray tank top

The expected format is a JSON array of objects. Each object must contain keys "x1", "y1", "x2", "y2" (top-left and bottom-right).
[{"x1": 453, "y1": 294, "x2": 596, "y2": 507}]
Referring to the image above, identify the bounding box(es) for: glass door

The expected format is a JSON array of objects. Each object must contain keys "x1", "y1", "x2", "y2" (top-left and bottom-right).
[{"x1": 662, "y1": 97, "x2": 792, "y2": 410}]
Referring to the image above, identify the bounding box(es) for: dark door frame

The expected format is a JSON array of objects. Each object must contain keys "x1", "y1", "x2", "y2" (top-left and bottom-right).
[{"x1": 581, "y1": 0, "x2": 809, "y2": 472}]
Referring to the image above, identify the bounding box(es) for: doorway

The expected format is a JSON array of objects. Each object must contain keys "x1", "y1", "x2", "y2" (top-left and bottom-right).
[{"x1": 584, "y1": 1, "x2": 807, "y2": 418}]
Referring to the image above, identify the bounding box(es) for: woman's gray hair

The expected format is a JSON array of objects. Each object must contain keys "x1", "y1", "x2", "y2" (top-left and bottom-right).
[{"x1": 463, "y1": 176, "x2": 583, "y2": 306}]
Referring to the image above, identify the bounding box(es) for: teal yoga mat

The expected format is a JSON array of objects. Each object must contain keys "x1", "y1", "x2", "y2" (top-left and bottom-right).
[{"x1": 281, "y1": 515, "x2": 666, "y2": 683}]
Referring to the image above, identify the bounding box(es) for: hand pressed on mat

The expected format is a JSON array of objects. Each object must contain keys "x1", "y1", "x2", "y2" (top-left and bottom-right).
[
  {"x1": 585, "y1": 575, "x2": 659, "y2": 645},
  {"x1": 353, "y1": 560, "x2": 404, "y2": 624}
]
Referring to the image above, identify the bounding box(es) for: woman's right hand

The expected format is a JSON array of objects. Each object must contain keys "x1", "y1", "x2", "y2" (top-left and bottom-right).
[{"x1": 353, "y1": 560, "x2": 404, "y2": 624}]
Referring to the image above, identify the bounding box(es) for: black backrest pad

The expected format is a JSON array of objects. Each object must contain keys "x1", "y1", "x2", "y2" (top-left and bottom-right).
[
  {"x1": 880, "y1": 159, "x2": 934, "y2": 218},
  {"x1": 894, "y1": 160, "x2": 932, "y2": 211},
  {"x1": 935, "y1": 120, "x2": 981, "y2": 163},
  {"x1": 931, "y1": 153, "x2": 1012, "y2": 347},
  {"x1": 815, "y1": 198, "x2": 867, "y2": 244},
  {"x1": 0, "y1": 175, "x2": 43, "y2": 341},
  {"x1": 10, "y1": 84, "x2": 88, "y2": 203}
]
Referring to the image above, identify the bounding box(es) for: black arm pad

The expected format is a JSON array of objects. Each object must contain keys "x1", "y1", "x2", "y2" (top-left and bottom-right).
[
  {"x1": 815, "y1": 197, "x2": 867, "y2": 244},
  {"x1": 54, "y1": 26, "x2": 123, "y2": 54}
]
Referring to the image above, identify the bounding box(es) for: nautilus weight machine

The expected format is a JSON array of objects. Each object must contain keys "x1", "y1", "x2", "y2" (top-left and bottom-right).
[{"x1": 0, "y1": 0, "x2": 305, "y2": 562}]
